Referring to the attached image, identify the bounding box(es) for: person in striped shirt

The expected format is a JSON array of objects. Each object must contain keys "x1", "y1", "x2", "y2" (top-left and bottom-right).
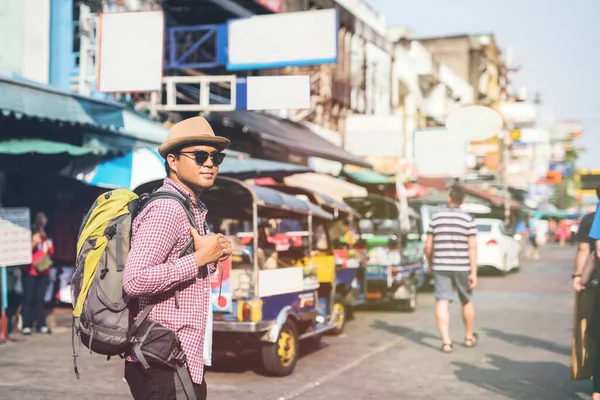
[{"x1": 425, "y1": 185, "x2": 478, "y2": 353}]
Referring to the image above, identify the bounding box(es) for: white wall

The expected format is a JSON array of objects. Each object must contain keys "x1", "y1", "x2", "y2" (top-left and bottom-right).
[
  {"x1": 0, "y1": 0, "x2": 50, "y2": 84},
  {"x1": 334, "y1": 0, "x2": 386, "y2": 36},
  {"x1": 439, "y1": 64, "x2": 474, "y2": 108},
  {"x1": 365, "y1": 41, "x2": 391, "y2": 115},
  {"x1": 408, "y1": 41, "x2": 434, "y2": 75}
]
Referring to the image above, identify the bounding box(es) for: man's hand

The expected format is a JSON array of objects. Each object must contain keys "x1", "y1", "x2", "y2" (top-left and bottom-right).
[
  {"x1": 573, "y1": 276, "x2": 584, "y2": 292},
  {"x1": 190, "y1": 228, "x2": 232, "y2": 266},
  {"x1": 468, "y1": 272, "x2": 478, "y2": 289}
]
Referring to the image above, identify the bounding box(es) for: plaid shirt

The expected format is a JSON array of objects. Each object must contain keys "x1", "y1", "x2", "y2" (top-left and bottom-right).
[{"x1": 123, "y1": 178, "x2": 216, "y2": 384}]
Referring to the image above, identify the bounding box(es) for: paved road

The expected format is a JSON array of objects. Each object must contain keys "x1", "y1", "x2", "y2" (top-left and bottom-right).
[{"x1": 0, "y1": 244, "x2": 592, "y2": 399}]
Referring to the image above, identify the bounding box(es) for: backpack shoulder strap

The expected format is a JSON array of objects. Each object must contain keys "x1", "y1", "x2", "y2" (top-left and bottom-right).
[{"x1": 139, "y1": 191, "x2": 197, "y2": 230}]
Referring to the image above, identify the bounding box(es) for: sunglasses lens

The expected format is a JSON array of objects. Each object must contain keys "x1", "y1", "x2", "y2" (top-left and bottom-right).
[
  {"x1": 194, "y1": 152, "x2": 210, "y2": 164},
  {"x1": 193, "y1": 151, "x2": 226, "y2": 166},
  {"x1": 213, "y1": 152, "x2": 226, "y2": 165}
]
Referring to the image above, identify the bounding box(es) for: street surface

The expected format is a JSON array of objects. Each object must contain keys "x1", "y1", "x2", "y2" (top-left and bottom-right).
[{"x1": 0, "y1": 245, "x2": 592, "y2": 400}]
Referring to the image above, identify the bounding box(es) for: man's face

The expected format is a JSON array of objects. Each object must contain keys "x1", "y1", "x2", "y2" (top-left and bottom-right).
[{"x1": 168, "y1": 144, "x2": 221, "y2": 191}]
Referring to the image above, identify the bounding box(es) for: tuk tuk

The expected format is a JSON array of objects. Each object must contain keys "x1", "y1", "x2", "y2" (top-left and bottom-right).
[
  {"x1": 266, "y1": 184, "x2": 366, "y2": 334},
  {"x1": 201, "y1": 176, "x2": 339, "y2": 376},
  {"x1": 344, "y1": 194, "x2": 424, "y2": 311}
]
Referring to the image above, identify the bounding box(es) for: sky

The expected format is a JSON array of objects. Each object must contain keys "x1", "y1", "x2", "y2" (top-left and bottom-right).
[{"x1": 366, "y1": 0, "x2": 600, "y2": 169}]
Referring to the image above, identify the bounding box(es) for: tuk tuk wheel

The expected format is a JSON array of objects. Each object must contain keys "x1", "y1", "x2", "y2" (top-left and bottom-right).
[
  {"x1": 261, "y1": 320, "x2": 299, "y2": 376},
  {"x1": 328, "y1": 295, "x2": 346, "y2": 336},
  {"x1": 399, "y1": 280, "x2": 418, "y2": 313}
]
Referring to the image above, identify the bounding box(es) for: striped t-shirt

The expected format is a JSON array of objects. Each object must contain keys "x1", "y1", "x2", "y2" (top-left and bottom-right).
[{"x1": 427, "y1": 207, "x2": 477, "y2": 271}]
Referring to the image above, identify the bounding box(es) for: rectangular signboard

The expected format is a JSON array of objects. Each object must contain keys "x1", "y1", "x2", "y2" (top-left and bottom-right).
[
  {"x1": 98, "y1": 11, "x2": 164, "y2": 92},
  {"x1": 0, "y1": 208, "x2": 32, "y2": 267},
  {"x1": 245, "y1": 75, "x2": 310, "y2": 110},
  {"x1": 227, "y1": 9, "x2": 338, "y2": 70},
  {"x1": 345, "y1": 115, "x2": 403, "y2": 157},
  {"x1": 413, "y1": 128, "x2": 468, "y2": 178}
]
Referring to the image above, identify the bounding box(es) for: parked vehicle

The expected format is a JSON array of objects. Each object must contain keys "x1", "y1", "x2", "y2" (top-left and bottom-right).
[
  {"x1": 475, "y1": 218, "x2": 521, "y2": 274},
  {"x1": 268, "y1": 184, "x2": 367, "y2": 334},
  {"x1": 201, "y1": 176, "x2": 340, "y2": 377},
  {"x1": 344, "y1": 195, "x2": 423, "y2": 311}
]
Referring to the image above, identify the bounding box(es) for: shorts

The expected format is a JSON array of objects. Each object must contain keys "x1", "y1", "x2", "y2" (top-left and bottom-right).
[
  {"x1": 434, "y1": 270, "x2": 472, "y2": 303},
  {"x1": 529, "y1": 236, "x2": 538, "y2": 248}
]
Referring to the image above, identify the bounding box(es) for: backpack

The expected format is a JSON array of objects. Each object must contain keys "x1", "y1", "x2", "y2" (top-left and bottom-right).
[{"x1": 71, "y1": 188, "x2": 199, "y2": 399}]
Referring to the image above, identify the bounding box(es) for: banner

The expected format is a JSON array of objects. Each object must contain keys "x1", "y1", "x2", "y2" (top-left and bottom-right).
[
  {"x1": 0, "y1": 208, "x2": 32, "y2": 267},
  {"x1": 211, "y1": 257, "x2": 232, "y2": 312}
]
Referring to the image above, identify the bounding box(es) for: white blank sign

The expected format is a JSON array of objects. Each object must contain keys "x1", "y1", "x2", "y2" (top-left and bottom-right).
[
  {"x1": 246, "y1": 75, "x2": 310, "y2": 110},
  {"x1": 98, "y1": 11, "x2": 164, "y2": 92},
  {"x1": 227, "y1": 9, "x2": 338, "y2": 70},
  {"x1": 414, "y1": 128, "x2": 467, "y2": 178}
]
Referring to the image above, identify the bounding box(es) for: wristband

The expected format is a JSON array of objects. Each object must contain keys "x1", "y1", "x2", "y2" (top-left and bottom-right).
[{"x1": 572, "y1": 273, "x2": 582, "y2": 279}]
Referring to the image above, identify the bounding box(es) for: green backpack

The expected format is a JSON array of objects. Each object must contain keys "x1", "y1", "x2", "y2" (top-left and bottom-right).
[{"x1": 71, "y1": 188, "x2": 198, "y2": 399}]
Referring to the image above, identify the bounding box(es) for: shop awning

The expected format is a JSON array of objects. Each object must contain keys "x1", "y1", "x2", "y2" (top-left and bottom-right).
[
  {"x1": 283, "y1": 173, "x2": 368, "y2": 202},
  {"x1": 61, "y1": 147, "x2": 313, "y2": 190},
  {"x1": 342, "y1": 168, "x2": 395, "y2": 185},
  {"x1": 208, "y1": 110, "x2": 371, "y2": 168},
  {"x1": 0, "y1": 139, "x2": 93, "y2": 156},
  {"x1": 0, "y1": 75, "x2": 167, "y2": 145}
]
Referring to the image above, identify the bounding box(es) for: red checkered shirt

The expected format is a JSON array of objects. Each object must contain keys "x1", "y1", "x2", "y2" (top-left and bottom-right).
[{"x1": 123, "y1": 178, "x2": 216, "y2": 384}]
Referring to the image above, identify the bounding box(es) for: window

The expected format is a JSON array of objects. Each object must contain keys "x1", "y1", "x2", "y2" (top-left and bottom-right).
[{"x1": 476, "y1": 224, "x2": 492, "y2": 233}]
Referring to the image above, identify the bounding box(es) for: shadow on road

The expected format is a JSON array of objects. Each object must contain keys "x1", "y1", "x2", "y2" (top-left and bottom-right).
[
  {"x1": 453, "y1": 354, "x2": 588, "y2": 400},
  {"x1": 370, "y1": 320, "x2": 440, "y2": 351},
  {"x1": 207, "y1": 338, "x2": 330, "y2": 375},
  {"x1": 483, "y1": 328, "x2": 571, "y2": 356}
]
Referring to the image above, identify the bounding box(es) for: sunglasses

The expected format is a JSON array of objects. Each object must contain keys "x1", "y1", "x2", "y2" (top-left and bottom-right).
[{"x1": 178, "y1": 151, "x2": 226, "y2": 166}]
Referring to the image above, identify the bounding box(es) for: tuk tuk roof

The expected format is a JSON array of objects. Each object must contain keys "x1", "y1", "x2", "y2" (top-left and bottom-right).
[
  {"x1": 267, "y1": 184, "x2": 361, "y2": 218},
  {"x1": 203, "y1": 176, "x2": 334, "y2": 221},
  {"x1": 344, "y1": 194, "x2": 402, "y2": 220}
]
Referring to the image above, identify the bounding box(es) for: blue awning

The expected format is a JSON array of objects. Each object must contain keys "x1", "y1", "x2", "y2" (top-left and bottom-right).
[{"x1": 0, "y1": 75, "x2": 167, "y2": 145}]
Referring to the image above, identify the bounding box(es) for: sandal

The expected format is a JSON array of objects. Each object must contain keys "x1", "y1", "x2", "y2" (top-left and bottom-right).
[
  {"x1": 441, "y1": 342, "x2": 453, "y2": 353},
  {"x1": 464, "y1": 333, "x2": 479, "y2": 348}
]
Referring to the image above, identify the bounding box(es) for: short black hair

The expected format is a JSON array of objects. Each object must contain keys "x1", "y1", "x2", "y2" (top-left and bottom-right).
[
  {"x1": 449, "y1": 185, "x2": 466, "y2": 205},
  {"x1": 164, "y1": 145, "x2": 185, "y2": 175},
  {"x1": 596, "y1": 184, "x2": 600, "y2": 200}
]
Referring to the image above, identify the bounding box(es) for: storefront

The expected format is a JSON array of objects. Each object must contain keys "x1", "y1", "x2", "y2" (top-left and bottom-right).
[{"x1": 0, "y1": 75, "x2": 168, "y2": 309}]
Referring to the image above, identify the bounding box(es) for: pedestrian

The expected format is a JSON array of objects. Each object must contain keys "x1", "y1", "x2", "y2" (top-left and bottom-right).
[
  {"x1": 526, "y1": 216, "x2": 540, "y2": 260},
  {"x1": 123, "y1": 116, "x2": 233, "y2": 400},
  {"x1": 574, "y1": 185, "x2": 600, "y2": 400},
  {"x1": 425, "y1": 185, "x2": 478, "y2": 353},
  {"x1": 22, "y1": 212, "x2": 54, "y2": 335},
  {"x1": 573, "y1": 186, "x2": 600, "y2": 400}
]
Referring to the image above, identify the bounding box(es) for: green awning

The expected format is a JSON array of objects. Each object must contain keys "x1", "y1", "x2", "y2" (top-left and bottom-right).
[
  {"x1": 0, "y1": 139, "x2": 92, "y2": 156},
  {"x1": 0, "y1": 75, "x2": 167, "y2": 145},
  {"x1": 342, "y1": 168, "x2": 395, "y2": 185}
]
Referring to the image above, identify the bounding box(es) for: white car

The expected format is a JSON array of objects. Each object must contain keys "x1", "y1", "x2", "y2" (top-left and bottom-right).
[{"x1": 475, "y1": 218, "x2": 521, "y2": 273}]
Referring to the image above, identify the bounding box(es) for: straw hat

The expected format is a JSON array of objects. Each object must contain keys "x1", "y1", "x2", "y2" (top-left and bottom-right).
[{"x1": 158, "y1": 116, "x2": 231, "y2": 158}]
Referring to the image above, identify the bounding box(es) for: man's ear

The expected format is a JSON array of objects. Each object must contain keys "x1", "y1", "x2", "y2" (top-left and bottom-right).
[{"x1": 167, "y1": 154, "x2": 178, "y2": 174}]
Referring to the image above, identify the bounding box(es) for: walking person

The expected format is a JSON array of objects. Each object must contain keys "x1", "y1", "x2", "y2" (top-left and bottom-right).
[
  {"x1": 22, "y1": 212, "x2": 54, "y2": 335},
  {"x1": 525, "y1": 216, "x2": 540, "y2": 260},
  {"x1": 573, "y1": 186, "x2": 600, "y2": 399},
  {"x1": 425, "y1": 185, "x2": 478, "y2": 353},
  {"x1": 123, "y1": 117, "x2": 233, "y2": 400}
]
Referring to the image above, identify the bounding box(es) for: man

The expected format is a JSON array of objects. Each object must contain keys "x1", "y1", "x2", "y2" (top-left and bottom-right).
[
  {"x1": 425, "y1": 185, "x2": 478, "y2": 353},
  {"x1": 576, "y1": 186, "x2": 600, "y2": 399},
  {"x1": 123, "y1": 117, "x2": 233, "y2": 399}
]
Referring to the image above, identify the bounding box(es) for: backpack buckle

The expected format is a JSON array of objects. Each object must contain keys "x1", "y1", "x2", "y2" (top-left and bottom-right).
[
  {"x1": 104, "y1": 225, "x2": 117, "y2": 240},
  {"x1": 173, "y1": 349, "x2": 187, "y2": 365}
]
